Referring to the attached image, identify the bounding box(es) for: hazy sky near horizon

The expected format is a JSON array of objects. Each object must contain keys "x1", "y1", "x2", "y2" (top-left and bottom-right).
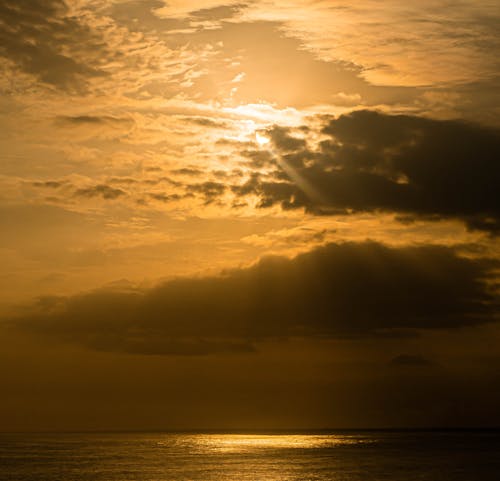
[{"x1": 0, "y1": 0, "x2": 499, "y2": 431}]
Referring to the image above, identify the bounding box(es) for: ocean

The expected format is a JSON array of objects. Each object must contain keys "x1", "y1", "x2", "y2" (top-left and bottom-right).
[{"x1": 1, "y1": 431, "x2": 499, "y2": 480}]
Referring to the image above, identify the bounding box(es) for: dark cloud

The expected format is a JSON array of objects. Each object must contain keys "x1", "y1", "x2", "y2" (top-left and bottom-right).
[
  {"x1": 0, "y1": 0, "x2": 106, "y2": 89},
  {"x1": 231, "y1": 173, "x2": 298, "y2": 209},
  {"x1": 181, "y1": 116, "x2": 228, "y2": 128},
  {"x1": 234, "y1": 111, "x2": 500, "y2": 233},
  {"x1": 188, "y1": 181, "x2": 227, "y2": 204},
  {"x1": 239, "y1": 149, "x2": 275, "y2": 169},
  {"x1": 148, "y1": 192, "x2": 182, "y2": 203},
  {"x1": 267, "y1": 125, "x2": 307, "y2": 152},
  {"x1": 10, "y1": 241, "x2": 498, "y2": 356},
  {"x1": 213, "y1": 169, "x2": 244, "y2": 179},
  {"x1": 56, "y1": 115, "x2": 134, "y2": 127},
  {"x1": 58, "y1": 115, "x2": 110, "y2": 125},
  {"x1": 189, "y1": 4, "x2": 246, "y2": 21},
  {"x1": 171, "y1": 167, "x2": 204, "y2": 176},
  {"x1": 32, "y1": 180, "x2": 65, "y2": 189},
  {"x1": 108, "y1": 177, "x2": 139, "y2": 185},
  {"x1": 111, "y1": 0, "x2": 185, "y2": 35},
  {"x1": 74, "y1": 184, "x2": 125, "y2": 200}
]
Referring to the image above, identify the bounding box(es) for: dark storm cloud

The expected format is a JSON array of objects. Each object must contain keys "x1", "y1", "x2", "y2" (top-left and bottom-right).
[
  {"x1": 10, "y1": 241, "x2": 498, "y2": 356},
  {"x1": 235, "y1": 111, "x2": 500, "y2": 233},
  {"x1": 0, "y1": 0, "x2": 107, "y2": 89},
  {"x1": 74, "y1": 184, "x2": 125, "y2": 200}
]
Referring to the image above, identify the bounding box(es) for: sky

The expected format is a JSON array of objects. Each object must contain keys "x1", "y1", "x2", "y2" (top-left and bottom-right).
[{"x1": 0, "y1": 0, "x2": 499, "y2": 431}]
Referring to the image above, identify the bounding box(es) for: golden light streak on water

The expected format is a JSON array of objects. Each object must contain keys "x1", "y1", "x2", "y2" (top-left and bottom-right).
[{"x1": 185, "y1": 433, "x2": 372, "y2": 453}]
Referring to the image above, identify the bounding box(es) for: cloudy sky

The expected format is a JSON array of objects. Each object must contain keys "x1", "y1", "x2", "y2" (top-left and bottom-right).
[{"x1": 1, "y1": 0, "x2": 499, "y2": 431}]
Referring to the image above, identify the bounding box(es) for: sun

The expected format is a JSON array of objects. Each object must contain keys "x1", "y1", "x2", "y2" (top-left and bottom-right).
[{"x1": 255, "y1": 132, "x2": 270, "y2": 145}]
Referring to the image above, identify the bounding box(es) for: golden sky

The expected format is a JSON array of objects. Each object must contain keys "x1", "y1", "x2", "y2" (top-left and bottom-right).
[{"x1": 0, "y1": 0, "x2": 499, "y2": 430}]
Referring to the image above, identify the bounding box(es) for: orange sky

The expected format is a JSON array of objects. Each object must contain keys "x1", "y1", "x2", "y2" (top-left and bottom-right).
[{"x1": 0, "y1": 0, "x2": 499, "y2": 430}]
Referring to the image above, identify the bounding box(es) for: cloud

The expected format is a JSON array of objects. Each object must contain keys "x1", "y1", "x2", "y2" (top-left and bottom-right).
[
  {"x1": 148, "y1": 192, "x2": 182, "y2": 203},
  {"x1": 56, "y1": 115, "x2": 133, "y2": 127},
  {"x1": 0, "y1": 0, "x2": 201, "y2": 98},
  {"x1": 0, "y1": 0, "x2": 106, "y2": 89},
  {"x1": 171, "y1": 168, "x2": 204, "y2": 176},
  {"x1": 189, "y1": 3, "x2": 246, "y2": 22},
  {"x1": 32, "y1": 181, "x2": 66, "y2": 189},
  {"x1": 187, "y1": 181, "x2": 227, "y2": 204},
  {"x1": 181, "y1": 116, "x2": 229, "y2": 128},
  {"x1": 267, "y1": 125, "x2": 307, "y2": 152},
  {"x1": 54, "y1": 115, "x2": 136, "y2": 140},
  {"x1": 74, "y1": 184, "x2": 125, "y2": 200},
  {"x1": 232, "y1": 110, "x2": 500, "y2": 233},
  {"x1": 9, "y1": 241, "x2": 498, "y2": 356},
  {"x1": 239, "y1": 1, "x2": 500, "y2": 87},
  {"x1": 154, "y1": 1, "x2": 243, "y2": 20}
]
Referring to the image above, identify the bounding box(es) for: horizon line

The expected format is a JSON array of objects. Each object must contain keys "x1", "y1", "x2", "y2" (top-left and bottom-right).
[{"x1": 2, "y1": 427, "x2": 500, "y2": 435}]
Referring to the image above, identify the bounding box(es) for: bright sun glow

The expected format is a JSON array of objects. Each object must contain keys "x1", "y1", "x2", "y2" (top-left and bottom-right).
[{"x1": 256, "y1": 132, "x2": 270, "y2": 145}]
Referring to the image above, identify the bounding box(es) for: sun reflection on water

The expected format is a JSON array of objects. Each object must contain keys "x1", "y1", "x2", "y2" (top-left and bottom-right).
[{"x1": 187, "y1": 434, "x2": 371, "y2": 453}]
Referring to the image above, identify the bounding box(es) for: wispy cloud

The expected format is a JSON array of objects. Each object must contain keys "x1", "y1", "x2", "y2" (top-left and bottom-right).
[{"x1": 238, "y1": 0, "x2": 500, "y2": 87}]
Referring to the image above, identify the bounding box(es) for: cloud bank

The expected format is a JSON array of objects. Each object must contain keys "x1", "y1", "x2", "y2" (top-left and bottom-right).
[
  {"x1": 232, "y1": 110, "x2": 500, "y2": 233},
  {"x1": 11, "y1": 241, "x2": 498, "y2": 355}
]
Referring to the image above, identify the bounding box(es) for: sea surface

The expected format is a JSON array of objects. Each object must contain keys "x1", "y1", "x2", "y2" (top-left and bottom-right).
[{"x1": 1, "y1": 430, "x2": 499, "y2": 481}]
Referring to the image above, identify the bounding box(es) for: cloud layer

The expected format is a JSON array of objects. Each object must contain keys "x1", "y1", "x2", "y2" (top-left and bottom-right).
[
  {"x1": 233, "y1": 110, "x2": 500, "y2": 233},
  {"x1": 239, "y1": 0, "x2": 500, "y2": 87},
  {"x1": 0, "y1": 0, "x2": 106, "y2": 89},
  {"x1": 11, "y1": 241, "x2": 498, "y2": 355}
]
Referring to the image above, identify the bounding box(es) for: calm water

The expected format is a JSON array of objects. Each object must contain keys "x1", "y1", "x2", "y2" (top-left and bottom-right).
[{"x1": 1, "y1": 431, "x2": 499, "y2": 481}]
